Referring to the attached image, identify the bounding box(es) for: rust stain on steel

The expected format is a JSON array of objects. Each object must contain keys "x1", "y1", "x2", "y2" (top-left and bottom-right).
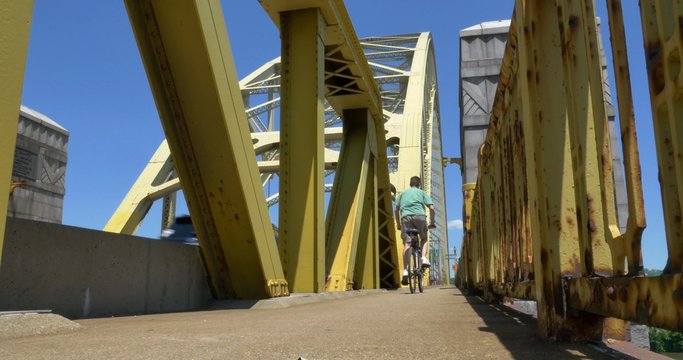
[
  {"x1": 567, "y1": 275, "x2": 682, "y2": 331},
  {"x1": 646, "y1": 42, "x2": 665, "y2": 94},
  {"x1": 459, "y1": 0, "x2": 683, "y2": 338}
]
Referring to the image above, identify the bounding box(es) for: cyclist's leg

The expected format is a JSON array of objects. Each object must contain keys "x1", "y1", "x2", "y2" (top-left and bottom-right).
[
  {"x1": 400, "y1": 217, "x2": 411, "y2": 285},
  {"x1": 414, "y1": 216, "x2": 430, "y2": 266},
  {"x1": 400, "y1": 217, "x2": 411, "y2": 269}
]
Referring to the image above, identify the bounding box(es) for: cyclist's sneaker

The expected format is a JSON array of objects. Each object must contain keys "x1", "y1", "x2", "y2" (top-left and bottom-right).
[
  {"x1": 401, "y1": 269, "x2": 409, "y2": 285},
  {"x1": 421, "y1": 257, "x2": 431, "y2": 268}
]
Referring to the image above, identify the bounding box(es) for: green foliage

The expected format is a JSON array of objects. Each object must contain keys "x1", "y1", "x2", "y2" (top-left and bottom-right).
[
  {"x1": 650, "y1": 327, "x2": 683, "y2": 353},
  {"x1": 644, "y1": 268, "x2": 663, "y2": 276},
  {"x1": 644, "y1": 268, "x2": 683, "y2": 354}
]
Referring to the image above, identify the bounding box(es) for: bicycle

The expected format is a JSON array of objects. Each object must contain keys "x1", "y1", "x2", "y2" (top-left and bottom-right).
[{"x1": 405, "y1": 228, "x2": 426, "y2": 294}]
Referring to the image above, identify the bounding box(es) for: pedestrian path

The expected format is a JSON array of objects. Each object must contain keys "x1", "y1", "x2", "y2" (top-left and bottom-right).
[{"x1": 0, "y1": 287, "x2": 649, "y2": 359}]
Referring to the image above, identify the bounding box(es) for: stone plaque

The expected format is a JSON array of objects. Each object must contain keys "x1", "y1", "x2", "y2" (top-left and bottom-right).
[{"x1": 12, "y1": 148, "x2": 38, "y2": 180}]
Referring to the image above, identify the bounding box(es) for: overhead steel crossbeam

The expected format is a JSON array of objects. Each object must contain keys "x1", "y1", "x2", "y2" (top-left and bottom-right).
[
  {"x1": 124, "y1": 0, "x2": 287, "y2": 299},
  {"x1": 459, "y1": 0, "x2": 682, "y2": 340}
]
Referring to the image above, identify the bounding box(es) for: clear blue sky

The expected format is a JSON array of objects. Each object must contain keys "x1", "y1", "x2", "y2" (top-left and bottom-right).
[{"x1": 20, "y1": 1, "x2": 667, "y2": 270}]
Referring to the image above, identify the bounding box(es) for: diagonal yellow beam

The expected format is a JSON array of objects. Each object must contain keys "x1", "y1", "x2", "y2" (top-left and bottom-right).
[
  {"x1": 106, "y1": 125, "x2": 346, "y2": 237},
  {"x1": 125, "y1": 0, "x2": 286, "y2": 299},
  {"x1": 325, "y1": 109, "x2": 372, "y2": 291},
  {"x1": 0, "y1": 1, "x2": 34, "y2": 266},
  {"x1": 354, "y1": 152, "x2": 379, "y2": 289},
  {"x1": 349, "y1": 108, "x2": 380, "y2": 289},
  {"x1": 103, "y1": 140, "x2": 176, "y2": 234}
]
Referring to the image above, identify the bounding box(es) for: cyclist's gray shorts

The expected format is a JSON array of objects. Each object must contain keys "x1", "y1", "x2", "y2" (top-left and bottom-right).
[{"x1": 400, "y1": 215, "x2": 428, "y2": 245}]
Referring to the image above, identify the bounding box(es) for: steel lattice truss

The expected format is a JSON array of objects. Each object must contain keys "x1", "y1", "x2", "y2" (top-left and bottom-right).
[
  {"x1": 105, "y1": 32, "x2": 448, "y2": 285},
  {"x1": 241, "y1": 32, "x2": 448, "y2": 284}
]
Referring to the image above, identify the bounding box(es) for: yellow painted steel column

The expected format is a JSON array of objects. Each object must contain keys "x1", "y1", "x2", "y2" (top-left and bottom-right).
[
  {"x1": 325, "y1": 109, "x2": 372, "y2": 291},
  {"x1": 125, "y1": 0, "x2": 287, "y2": 299},
  {"x1": 557, "y1": 0, "x2": 613, "y2": 276},
  {"x1": 354, "y1": 155, "x2": 379, "y2": 289},
  {"x1": 279, "y1": 8, "x2": 326, "y2": 293},
  {"x1": 606, "y1": 0, "x2": 645, "y2": 275},
  {"x1": 459, "y1": 183, "x2": 476, "y2": 289},
  {"x1": 640, "y1": 0, "x2": 683, "y2": 273},
  {"x1": 515, "y1": 0, "x2": 601, "y2": 340},
  {"x1": 104, "y1": 140, "x2": 176, "y2": 234},
  {"x1": 0, "y1": 1, "x2": 34, "y2": 265}
]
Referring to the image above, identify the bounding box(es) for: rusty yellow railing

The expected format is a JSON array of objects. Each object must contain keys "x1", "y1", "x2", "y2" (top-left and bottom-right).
[{"x1": 459, "y1": 0, "x2": 682, "y2": 340}]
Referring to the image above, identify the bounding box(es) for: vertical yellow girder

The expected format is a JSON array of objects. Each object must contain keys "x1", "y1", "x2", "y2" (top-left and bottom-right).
[
  {"x1": 640, "y1": 0, "x2": 683, "y2": 273},
  {"x1": 0, "y1": 1, "x2": 34, "y2": 266},
  {"x1": 558, "y1": 0, "x2": 615, "y2": 277},
  {"x1": 606, "y1": 0, "x2": 645, "y2": 275},
  {"x1": 514, "y1": 0, "x2": 602, "y2": 339},
  {"x1": 325, "y1": 109, "x2": 378, "y2": 291},
  {"x1": 124, "y1": 0, "x2": 287, "y2": 299},
  {"x1": 458, "y1": 183, "x2": 476, "y2": 288},
  {"x1": 278, "y1": 8, "x2": 327, "y2": 293}
]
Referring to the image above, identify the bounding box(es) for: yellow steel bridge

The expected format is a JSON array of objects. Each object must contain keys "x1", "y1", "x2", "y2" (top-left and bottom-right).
[{"x1": 1, "y1": 0, "x2": 683, "y2": 346}]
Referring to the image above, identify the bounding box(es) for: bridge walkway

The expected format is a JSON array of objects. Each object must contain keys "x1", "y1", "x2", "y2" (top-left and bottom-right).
[{"x1": 0, "y1": 287, "x2": 658, "y2": 359}]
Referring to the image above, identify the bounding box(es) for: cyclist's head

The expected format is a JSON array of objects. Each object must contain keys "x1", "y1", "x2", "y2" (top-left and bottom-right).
[{"x1": 410, "y1": 176, "x2": 421, "y2": 188}]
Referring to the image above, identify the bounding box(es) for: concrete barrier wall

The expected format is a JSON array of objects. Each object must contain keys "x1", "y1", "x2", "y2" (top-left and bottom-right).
[{"x1": 0, "y1": 218, "x2": 213, "y2": 319}]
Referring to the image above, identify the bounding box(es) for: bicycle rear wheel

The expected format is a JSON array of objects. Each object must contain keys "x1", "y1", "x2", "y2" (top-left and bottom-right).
[
  {"x1": 417, "y1": 267, "x2": 424, "y2": 293},
  {"x1": 414, "y1": 248, "x2": 424, "y2": 293},
  {"x1": 408, "y1": 250, "x2": 416, "y2": 294}
]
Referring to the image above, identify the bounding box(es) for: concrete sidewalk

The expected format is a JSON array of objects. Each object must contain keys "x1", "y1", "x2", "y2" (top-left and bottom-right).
[{"x1": 0, "y1": 287, "x2": 646, "y2": 359}]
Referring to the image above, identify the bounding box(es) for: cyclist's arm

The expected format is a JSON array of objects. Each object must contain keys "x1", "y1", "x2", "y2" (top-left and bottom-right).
[{"x1": 394, "y1": 205, "x2": 401, "y2": 230}]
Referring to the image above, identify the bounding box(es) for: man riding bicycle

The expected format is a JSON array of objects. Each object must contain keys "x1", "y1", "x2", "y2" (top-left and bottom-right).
[{"x1": 394, "y1": 176, "x2": 435, "y2": 286}]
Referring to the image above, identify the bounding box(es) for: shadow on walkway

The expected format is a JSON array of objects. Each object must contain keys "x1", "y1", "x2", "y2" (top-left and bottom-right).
[{"x1": 459, "y1": 290, "x2": 638, "y2": 360}]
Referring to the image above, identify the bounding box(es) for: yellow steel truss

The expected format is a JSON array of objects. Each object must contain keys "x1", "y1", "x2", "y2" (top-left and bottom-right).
[
  {"x1": 103, "y1": 140, "x2": 179, "y2": 234},
  {"x1": 260, "y1": 0, "x2": 401, "y2": 292},
  {"x1": 387, "y1": 33, "x2": 448, "y2": 286}
]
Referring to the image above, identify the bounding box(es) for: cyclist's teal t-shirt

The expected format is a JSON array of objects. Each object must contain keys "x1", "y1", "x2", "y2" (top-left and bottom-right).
[{"x1": 396, "y1": 187, "x2": 433, "y2": 217}]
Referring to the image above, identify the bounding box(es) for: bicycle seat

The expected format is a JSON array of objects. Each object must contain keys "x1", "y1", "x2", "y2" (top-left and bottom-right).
[{"x1": 405, "y1": 228, "x2": 420, "y2": 236}]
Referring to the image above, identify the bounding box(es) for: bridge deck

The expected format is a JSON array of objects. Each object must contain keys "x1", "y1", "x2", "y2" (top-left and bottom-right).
[{"x1": 0, "y1": 287, "x2": 657, "y2": 359}]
